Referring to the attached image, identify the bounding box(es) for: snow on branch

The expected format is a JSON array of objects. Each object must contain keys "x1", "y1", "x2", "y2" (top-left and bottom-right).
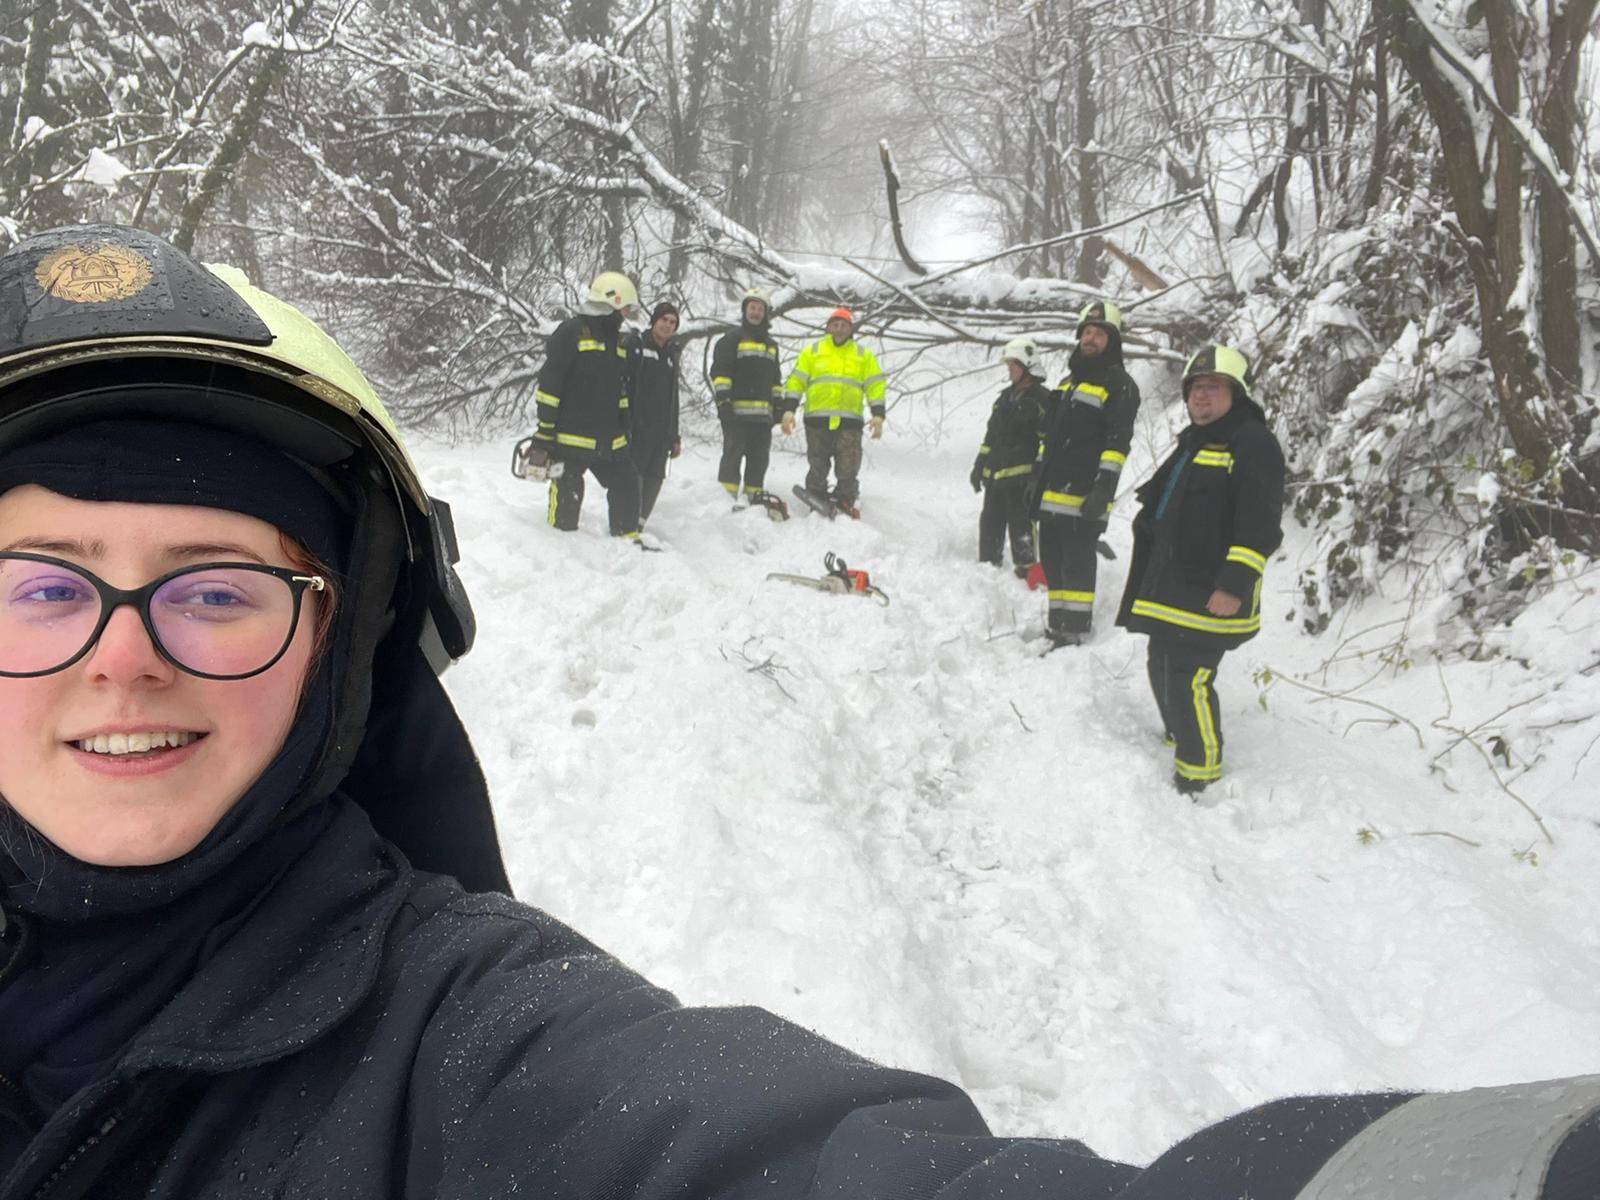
[{"x1": 1400, "y1": 0, "x2": 1600, "y2": 266}]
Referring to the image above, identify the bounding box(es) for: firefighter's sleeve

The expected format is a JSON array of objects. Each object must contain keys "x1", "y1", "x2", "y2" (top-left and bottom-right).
[
  {"x1": 1214, "y1": 425, "x2": 1286, "y2": 599},
  {"x1": 710, "y1": 333, "x2": 736, "y2": 410},
  {"x1": 863, "y1": 346, "x2": 887, "y2": 417},
  {"x1": 785, "y1": 343, "x2": 814, "y2": 410},
  {"x1": 1033, "y1": 386, "x2": 1063, "y2": 471},
  {"x1": 773, "y1": 349, "x2": 795, "y2": 416},
  {"x1": 976, "y1": 397, "x2": 1003, "y2": 467},
  {"x1": 669, "y1": 352, "x2": 681, "y2": 444},
  {"x1": 1097, "y1": 376, "x2": 1141, "y2": 484},
  {"x1": 533, "y1": 322, "x2": 576, "y2": 444}
]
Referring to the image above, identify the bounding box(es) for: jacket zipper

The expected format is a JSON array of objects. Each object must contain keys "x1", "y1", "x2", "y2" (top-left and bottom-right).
[
  {"x1": 29, "y1": 1108, "x2": 123, "y2": 1200},
  {"x1": 0, "y1": 1070, "x2": 35, "y2": 1141}
]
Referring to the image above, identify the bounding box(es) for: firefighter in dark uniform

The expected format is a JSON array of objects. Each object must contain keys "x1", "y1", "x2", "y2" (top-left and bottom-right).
[
  {"x1": 1116, "y1": 344, "x2": 1285, "y2": 795},
  {"x1": 971, "y1": 336, "x2": 1047, "y2": 574},
  {"x1": 528, "y1": 271, "x2": 643, "y2": 539},
  {"x1": 710, "y1": 287, "x2": 790, "y2": 511},
  {"x1": 625, "y1": 301, "x2": 682, "y2": 526},
  {"x1": 1032, "y1": 300, "x2": 1141, "y2": 647}
]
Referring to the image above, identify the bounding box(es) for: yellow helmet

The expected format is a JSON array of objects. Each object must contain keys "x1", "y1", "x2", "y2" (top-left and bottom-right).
[
  {"x1": 1181, "y1": 343, "x2": 1253, "y2": 401},
  {"x1": 1076, "y1": 300, "x2": 1123, "y2": 335}
]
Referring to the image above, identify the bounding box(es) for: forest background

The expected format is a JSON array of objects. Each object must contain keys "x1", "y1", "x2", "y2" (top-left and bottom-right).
[{"x1": 3, "y1": 0, "x2": 1599, "y2": 861}]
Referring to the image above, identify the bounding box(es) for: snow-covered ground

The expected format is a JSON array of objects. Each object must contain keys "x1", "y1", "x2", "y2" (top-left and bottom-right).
[{"x1": 419, "y1": 379, "x2": 1600, "y2": 1167}]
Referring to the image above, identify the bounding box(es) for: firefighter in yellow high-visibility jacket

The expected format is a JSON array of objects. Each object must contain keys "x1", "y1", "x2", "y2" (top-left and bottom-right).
[{"x1": 782, "y1": 307, "x2": 886, "y2": 515}]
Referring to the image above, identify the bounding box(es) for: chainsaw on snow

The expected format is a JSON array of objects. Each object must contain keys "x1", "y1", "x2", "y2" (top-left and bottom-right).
[{"x1": 766, "y1": 552, "x2": 889, "y2": 606}]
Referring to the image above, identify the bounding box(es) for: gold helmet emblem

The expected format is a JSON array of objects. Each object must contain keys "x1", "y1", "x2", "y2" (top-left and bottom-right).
[{"x1": 34, "y1": 243, "x2": 154, "y2": 304}]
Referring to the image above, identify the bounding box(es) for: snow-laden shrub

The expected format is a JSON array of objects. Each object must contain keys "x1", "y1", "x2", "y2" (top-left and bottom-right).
[{"x1": 1226, "y1": 210, "x2": 1558, "y2": 645}]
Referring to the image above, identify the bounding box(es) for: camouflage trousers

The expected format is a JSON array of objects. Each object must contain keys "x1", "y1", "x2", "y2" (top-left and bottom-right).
[{"x1": 803, "y1": 421, "x2": 864, "y2": 505}]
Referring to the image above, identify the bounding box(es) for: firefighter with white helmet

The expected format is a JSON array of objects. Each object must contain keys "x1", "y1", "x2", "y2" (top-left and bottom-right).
[
  {"x1": 521, "y1": 270, "x2": 644, "y2": 539},
  {"x1": 970, "y1": 336, "x2": 1048, "y2": 574},
  {"x1": 709, "y1": 286, "x2": 792, "y2": 516}
]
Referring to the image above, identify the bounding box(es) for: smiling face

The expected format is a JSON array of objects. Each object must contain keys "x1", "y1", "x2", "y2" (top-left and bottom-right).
[
  {"x1": 1185, "y1": 374, "x2": 1236, "y2": 426},
  {"x1": 0, "y1": 486, "x2": 319, "y2": 866},
  {"x1": 1078, "y1": 323, "x2": 1110, "y2": 357}
]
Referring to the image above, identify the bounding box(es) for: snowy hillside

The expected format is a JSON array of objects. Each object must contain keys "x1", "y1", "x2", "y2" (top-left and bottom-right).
[{"x1": 423, "y1": 379, "x2": 1600, "y2": 1167}]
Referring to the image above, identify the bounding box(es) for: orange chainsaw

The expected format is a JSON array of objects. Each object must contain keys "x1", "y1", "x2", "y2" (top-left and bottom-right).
[{"x1": 766, "y1": 552, "x2": 889, "y2": 606}]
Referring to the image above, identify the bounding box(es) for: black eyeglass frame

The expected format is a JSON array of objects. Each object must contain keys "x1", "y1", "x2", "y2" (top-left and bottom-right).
[{"x1": 0, "y1": 551, "x2": 326, "y2": 681}]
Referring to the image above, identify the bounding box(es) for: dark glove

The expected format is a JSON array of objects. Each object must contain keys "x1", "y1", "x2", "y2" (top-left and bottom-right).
[
  {"x1": 1080, "y1": 473, "x2": 1117, "y2": 523},
  {"x1": 970, "y1": 462, "x2": 984, "y2": 493},
  {"x1": 1024, "y1": 471, "x2": 1044, "y2": 516}
]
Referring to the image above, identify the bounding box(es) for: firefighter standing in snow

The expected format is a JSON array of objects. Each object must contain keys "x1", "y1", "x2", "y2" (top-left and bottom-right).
[
  {"x1": 1032, "y1": 300, "x2": 1141, "y2": 646},
  {"x1": 625, "y1": 301, "x2": 682, "y2": 526},
  {"x1": 710, "y1": 288, "x2": 790, "y2": 507},
  {"x1": 971, "y1": 337, "x2": 1047, "y2": 573},
  {"x1": 530, "y1": 271, "x2": 642, "y2": 538},
  {"x1": 783, "y1": 306, "x2": 886, "y2": 512},
  {"x1": 1116, "y1": 344, "x2": 1285, "y2": 795}
]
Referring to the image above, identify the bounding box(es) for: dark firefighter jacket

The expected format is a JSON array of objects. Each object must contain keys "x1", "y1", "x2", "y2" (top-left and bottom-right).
[
  {"x1": 1036, "y1": 346, "x2": 1141, "y2": 521},
  {"x1": 710, "y1": 324, "x2": 788, "y2": 426},
  {"x1": 1116, "y1": 394, "x2": 1285, "y2": 650},
  {"x1": 3, "y1": 805, "x2": 1596, "y2": 1200},
  {"x1": 533, "y1": 313, "x2": 630, "y2": 460},
  {"x1": 974, "y1": 381, "x2": 1048, "y2": 488},
  {"x1": 623, "y1": 331, "x2": 681, "y2": 454}
]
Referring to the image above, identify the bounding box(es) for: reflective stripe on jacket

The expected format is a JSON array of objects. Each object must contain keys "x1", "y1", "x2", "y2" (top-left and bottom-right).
[
  {"x1": 786, "y1": 336, "x2": 887, "y2": 425},
  {"x1": 976, "y1": 382, "x2": 1048, "y2": 486},
  {"x1": 1116, "y1": 398, "x2": 1285, "y2": 649},
  {"x1": 533, "y1": 314, "x2": 630, "y2": 459},
  {"x1": 1036, "y1": 363, "x2": 1140, "y2": 518},
  {"x1": 711, "y1": 326, "x2": 789, "y2": 425}
]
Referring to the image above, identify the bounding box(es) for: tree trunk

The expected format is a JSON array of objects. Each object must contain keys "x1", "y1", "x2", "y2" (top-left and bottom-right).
[
  {"x1": 1533, "y1": 0, "x2": 1598, "y2": 409},
  {"x1": 1072, "y1": 5, "x2": 1103, "y2": 286},
  {"x1": 665, "y1": 0, "x2": 718, "y2": 283},
  {"x1": 1380, "y1": 0, "x2": 1558, "y2": 475},
  {"x1": 4, "y1": 0, "x2": 63, "y2": 219},
  {"x1": 174, "y1": 4, "x2": 313, "y2": 253}
]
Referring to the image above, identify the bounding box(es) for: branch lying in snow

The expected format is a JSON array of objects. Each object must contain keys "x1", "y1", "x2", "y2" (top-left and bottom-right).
[
  {"x1": 1398, "y1": 0, "x2": 1600, "y2": 267},
  {"x1": 1260, "y1": 665, "x2": 1425, "y2": 746},
  {"x1": 1009, "y1": 701, "x2": 1034, "y2": 733},
  {"x1": 1265, "y1": 664, "x2": 1554, "y2": 846},
  {"x1": 468, "y1": 64, "x2": 1201, "y2": 337},
  {"x1": 348, "y1": 25, "x2": 1208, "y2": 349},
  {"x1": 845, "y1": 256, "x2": 979, "y2": 343},
  {"x1": 1430, "y1": 718, "x2": 1554, "y2": 845}
]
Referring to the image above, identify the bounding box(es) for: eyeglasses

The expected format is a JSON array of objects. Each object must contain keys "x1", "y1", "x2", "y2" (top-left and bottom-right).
[{"x1": 0, "y1": 553, "x2": 326, "y2": 680}]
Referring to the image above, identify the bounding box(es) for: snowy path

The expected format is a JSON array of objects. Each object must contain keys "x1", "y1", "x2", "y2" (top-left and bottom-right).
[{"x1": 422, "y1": 391, "x2": 1600, "y2": 1165}]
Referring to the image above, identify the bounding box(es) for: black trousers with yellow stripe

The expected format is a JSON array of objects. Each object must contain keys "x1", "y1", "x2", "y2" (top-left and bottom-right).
[
  {"x1": 548, "y1": 456, "x2": 641, "y2": 537},
  {"x1": 1147, "y1": 637, "x2": 1225, "y2": 785},
  {"x1": 718, "y1": 418, "x2": 773, "y2": 497},
  {"x1": 1039, "y1": 515, "x2": 1101, "y2": 636},
  {"x1": 978, "y1": 484, "x2": 1035, "y2": 568}
]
